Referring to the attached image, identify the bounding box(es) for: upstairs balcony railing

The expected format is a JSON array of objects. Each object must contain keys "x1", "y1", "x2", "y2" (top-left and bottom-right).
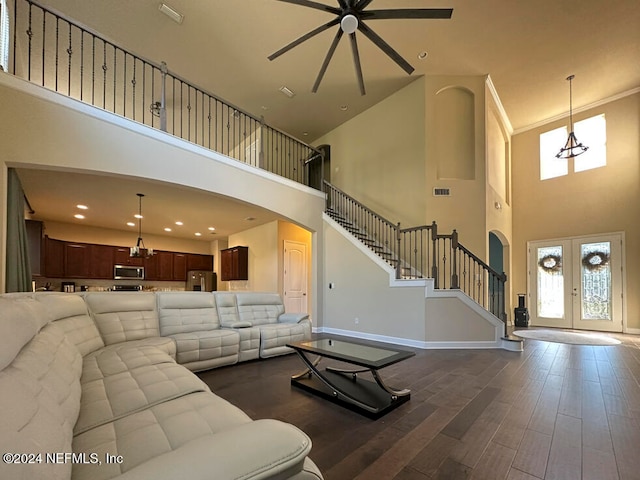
[
  {"x1": 7, "y1": 0, "x2": 322, "y2": 187},
  {"x1": 324, "y1": 181, "x2": 507, "y2": 333}
]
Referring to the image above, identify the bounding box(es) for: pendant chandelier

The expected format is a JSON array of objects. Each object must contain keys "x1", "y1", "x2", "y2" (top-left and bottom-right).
[
  {"x1": 556, "y1": 74, "x2": 589, "y2": 159},
  {"x1": 130, "y1": 193, "x2": 154, "y2": 258}
]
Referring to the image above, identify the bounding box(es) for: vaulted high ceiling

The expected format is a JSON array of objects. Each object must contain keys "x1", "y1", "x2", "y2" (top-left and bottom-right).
[
  {"x1": 14, "y1": 0, "x2": 640, "y2": 242},
  {"x1": 37, "y1": 0, "x2": 640, "y2": 140}
]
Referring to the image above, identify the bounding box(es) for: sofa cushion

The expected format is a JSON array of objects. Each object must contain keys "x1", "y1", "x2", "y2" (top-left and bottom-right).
[
  {"x1": 72, "y1": 391, "x2": 253, "y2": 480},
  {"x1": 0, "y1": 322, "x2": 82, "y2": 480},
  {"x1": 236, "y1": 292, "x2": 286, "y2": 326},
  {"x1": 36, "y1": 292, "x2": 105, "y2": 356},
  {"x1": 169, "y1": 329, "x2": 239, "y2": 370},
  {"x1": 157, "y1": 291, "x2": 221, "y2": 334},
  {"x1": 75, "y1": 362, "x2": 210, "y2": 435},
  {"x1": 84, "y1": 292, "x2": 160, "y2": 345},
  {"x1": 82, "y1": 342, "x2": 176, "y2": 383},
  {"x1": 0, "y1": 296, "x2": 45, "y2": 370}
]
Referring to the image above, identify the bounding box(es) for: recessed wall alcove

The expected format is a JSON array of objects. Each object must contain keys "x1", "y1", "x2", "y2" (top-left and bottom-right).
[{"x1": 434, "y1": 86, "x2": 475, "y2": 180}]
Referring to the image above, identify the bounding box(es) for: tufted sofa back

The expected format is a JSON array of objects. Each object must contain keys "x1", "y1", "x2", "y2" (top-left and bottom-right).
[
  {"x1": 84, "y1": 292, "x2": 159, "y2": 345},
  {"x1": 36, "y1": 293, "x2": 105, "y2": 356},
  {"x1": 156, "y1": 291, "x2": 221, "y2": 335},
  {"x1": 236, "y1": 292, "x2": 286, "y2": 326}
]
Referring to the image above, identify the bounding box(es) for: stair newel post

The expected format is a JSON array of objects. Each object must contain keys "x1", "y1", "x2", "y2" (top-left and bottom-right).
[
  {"x1": 396, "y1": 222, "x2": 402, "y2": 280},
  {"x1": 431, "y1": 221, "x2": 438, "y2": 288},
  {"x1": 451, "y1": 230, "x2": 459, "y2": 289}
]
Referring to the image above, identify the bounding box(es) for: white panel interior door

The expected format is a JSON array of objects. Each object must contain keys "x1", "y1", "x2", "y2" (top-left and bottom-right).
[
  {"x1": 283, "y1": 240, "x2": 307, "y2": 314},
  {"x1": 528, "y1": 233, "x2": 623, "y2": 332}
]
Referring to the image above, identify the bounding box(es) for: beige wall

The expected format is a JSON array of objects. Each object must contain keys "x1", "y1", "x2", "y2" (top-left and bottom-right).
[
  {"x1": 512, "y1": 92, "x2": 640, "y2": 330},
  {"x1": 424, "y1": 76, "x2": 489, "y2": 256},
  {"x1": 227, "y1": 221, "x2": 279, "y2": 293},
  {"x1": 323, "y1": 221, "x2": 427, "y2": 341},
  {"x1": 314, "y1": 77, "x2": 427, "y2": 226}
]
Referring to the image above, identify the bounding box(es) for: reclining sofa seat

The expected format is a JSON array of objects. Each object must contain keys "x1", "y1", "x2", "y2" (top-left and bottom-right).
[
  {"x1": 0, "y1": 292, "x2": 323, "y2": 480},
  {"x1": 156, "y1": 291, "x2": 240, "y2": 371},
  {"x1": 233, "y1": 292, "x2": 310, "y2": 358}
]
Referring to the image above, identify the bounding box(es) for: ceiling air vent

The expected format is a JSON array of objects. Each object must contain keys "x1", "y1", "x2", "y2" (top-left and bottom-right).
[{"x1": 433, "y1": 188, "x2": 451, "y2": 197}]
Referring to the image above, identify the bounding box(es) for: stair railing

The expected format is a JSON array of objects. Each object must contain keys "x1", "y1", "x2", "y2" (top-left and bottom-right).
[
  {"x1": 324, "y1": 181, "x2": 507, "y2": 333},
  {"x1": 8, "y1": 0, "x2": 322, "y2": 187},
  {"x1": 323, "y1": 181, "x2": 399, "y2": 267}
]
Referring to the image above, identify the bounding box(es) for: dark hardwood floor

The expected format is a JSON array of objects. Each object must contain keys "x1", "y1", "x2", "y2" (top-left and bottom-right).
[{"x1": 197, "y1": 332, "x2": 640, "y2": 480}]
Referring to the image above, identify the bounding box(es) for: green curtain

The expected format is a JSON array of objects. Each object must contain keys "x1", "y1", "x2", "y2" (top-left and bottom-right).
[{"x1": 5, "y1": 168, "x2": 32, "y2": 292}]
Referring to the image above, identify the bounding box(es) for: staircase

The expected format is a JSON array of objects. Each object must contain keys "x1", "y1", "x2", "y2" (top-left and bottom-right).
[{"x1": 324, "y1": 181, "x2": 508, "y2": 335}]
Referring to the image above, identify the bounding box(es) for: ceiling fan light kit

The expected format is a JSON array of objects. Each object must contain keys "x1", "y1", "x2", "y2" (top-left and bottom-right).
[{"x1": 269, "y1": 0, "x2": 453, "y2": 95}]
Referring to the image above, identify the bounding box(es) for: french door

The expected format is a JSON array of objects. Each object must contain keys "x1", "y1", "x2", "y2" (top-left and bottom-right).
[{"x1": 528, "y1": 233, "x2": 624, "y2": 332}]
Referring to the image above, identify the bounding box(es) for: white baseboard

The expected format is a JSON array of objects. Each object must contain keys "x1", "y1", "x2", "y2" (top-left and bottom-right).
[
  {"x1": 624, "y1": 327, "x2": 640, "y2": 335},
  {"x1": 313, "y1": 327, "x2": 515, "y2": 351}
]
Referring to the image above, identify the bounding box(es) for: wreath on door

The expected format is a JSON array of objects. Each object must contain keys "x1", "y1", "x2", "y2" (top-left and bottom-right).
[
  {"x1": 538, "y1": 254, "x2": 562, "y2": 274},
  {"x1": 581, "y1": 251, "x2": 610, "y2": 272}
]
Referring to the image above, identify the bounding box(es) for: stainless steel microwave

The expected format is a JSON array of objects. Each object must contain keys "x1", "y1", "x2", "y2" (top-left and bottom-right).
[{"x1": 114, "y1": 265, "x2": 145, "y2": 280}]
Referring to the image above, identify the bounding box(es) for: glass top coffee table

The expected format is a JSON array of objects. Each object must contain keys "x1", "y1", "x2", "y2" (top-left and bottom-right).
[{"x1": 287, "y1": 338, "x2": 415, "y2": 419}]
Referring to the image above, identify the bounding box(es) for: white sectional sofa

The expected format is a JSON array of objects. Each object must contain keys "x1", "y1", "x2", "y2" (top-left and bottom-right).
[{"x1": 0, "y1": 291, "x2": 321, "y2": 480}]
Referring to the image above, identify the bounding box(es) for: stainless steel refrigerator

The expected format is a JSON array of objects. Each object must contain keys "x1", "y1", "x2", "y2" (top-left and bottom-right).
[{"x1": 186, "y1": 271, "x2": 217, "y2": 292}]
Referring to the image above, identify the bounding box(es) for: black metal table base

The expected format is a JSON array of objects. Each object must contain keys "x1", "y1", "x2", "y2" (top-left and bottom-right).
[{"x1": 290, "y1": 352, "x2": 410, "y2": 419}]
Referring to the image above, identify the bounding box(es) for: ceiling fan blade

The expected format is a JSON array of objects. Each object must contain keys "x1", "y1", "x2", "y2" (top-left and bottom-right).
[
  {"x1": 358, "y1": 21, "x2": 414, "y2": 75},
  {"x1": 337, "y1": 0, "x2": 349, "y2": 9},
  {"x1": 363, "y1": 9, "x2": 453, "y2": 20},
  {"x1": 312, "y1": 29, "x2": 344, "y2": 93},
  {"x1": 274, "y1": 0, "x2": 341, "y2": 15},
  {"x1": 268, "y1": 18, "x2": 340, "y2": 61},
  {"x1": 349, "y1": 33, "x2": 366, "y2": 96},
  {"x1": 354, "y1": 0, "x2": 375, "y2": 10}
]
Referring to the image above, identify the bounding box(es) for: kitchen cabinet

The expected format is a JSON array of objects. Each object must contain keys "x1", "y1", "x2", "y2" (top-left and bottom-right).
[
  {"x1": 64, "y1": 243, "x2": 91, "y2": 278},
  {"x1": 114, "y1": 247, "x2": 144, "y2": 266},
  {"x1": 187, "y1": 253, "x2": 213, "y2": 272},
  {"x1": 91, "y1": 244, "x2": 115, "y2": 279},
  {"x1": 40, "y1": 236, "x2": 212, "y2": 282},
  {"x1": 173, "y1": 253, "x2": 187, "y2": 281},
  {"x1": 145, "y1": 251, "x2": 174, "y2": 281},
  {"x1": 220, "y1": 246, "x2": 248, "y2": 281},
  {"x1": 43, "y1": 236, "x2": 65, "y2": 278}
]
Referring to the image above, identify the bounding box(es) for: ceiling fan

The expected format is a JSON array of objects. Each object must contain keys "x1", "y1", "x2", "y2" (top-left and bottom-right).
[{"x1": 268, "y1": 0, "x2": 453, "y2": 95}]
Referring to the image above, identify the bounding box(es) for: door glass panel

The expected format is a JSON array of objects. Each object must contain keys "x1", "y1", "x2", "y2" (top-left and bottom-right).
[
  {"x1": 580, "y1": 241, "x2": 611, "y2": 320},
  {"x1": 537, "y1": 246, "x2": 564, "y2": 318}
]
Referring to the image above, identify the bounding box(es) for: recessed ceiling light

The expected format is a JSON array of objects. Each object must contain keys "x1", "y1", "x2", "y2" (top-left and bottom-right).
[
  {"x1": 194, "y1": 232, "x2": 202, "y2": 237},
  {"x1": 127, "y1": 222, "x2": 136, "y2": 227},
  {"x1": 340, "y1": 105, "x2": 348, "y2": 111},
  {"x1": 244, "y1": 216, "x2": 256, "y2": 221},
  {"x1": 164, "y1": 227, "x2": 172, "y2": 232},
  {"x1": 261, "y1": 106, "x2": 269, "y2": 111},
  {"x1": 418, "y1": 51, "x2": 428, "y2": 60},
  {"x1": 175, "y1": 221, "x2": 183, "y2": 226},
  {"x1": 279, "y1": 86, "x2": 296, "y2": 98},
  {"x1": 76, "y1": 204, "x2": 88, "y2": 210},
  {"x1": 74, "y1": 214, "x2": 85, "y2": 220},
  {"x1": 158, "y1": 3, "x2": 184, "y2": 24},
  {"x1": 134, "y1": 214, "x2": 143, "y2": 219},
  {"x1": 208, "y1": 227, "x2": 216, "y2": 231},
  {"x1": 303, "y1": 132, "x2": 309, "y2": 136}
]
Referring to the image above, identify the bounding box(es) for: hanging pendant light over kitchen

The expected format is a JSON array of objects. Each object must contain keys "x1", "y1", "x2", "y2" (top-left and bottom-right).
[
  {"x1": 556, "y1": 75, "x2": 589, "y2": 159},
  {"x1": 130, "y1": 193, "x2": 154, "y2": 258}
]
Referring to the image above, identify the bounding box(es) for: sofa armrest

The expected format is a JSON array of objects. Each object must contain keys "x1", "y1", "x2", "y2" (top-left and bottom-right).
[
  {"x1": 116, "y1": 419, "x2": 316, "y2": 480},
  {"x1": 278, "y1": 313, "x2": 309, "y2": 324},
  {"x1": 227, "y1": 321, "x2": 253, "y2": 328}
]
